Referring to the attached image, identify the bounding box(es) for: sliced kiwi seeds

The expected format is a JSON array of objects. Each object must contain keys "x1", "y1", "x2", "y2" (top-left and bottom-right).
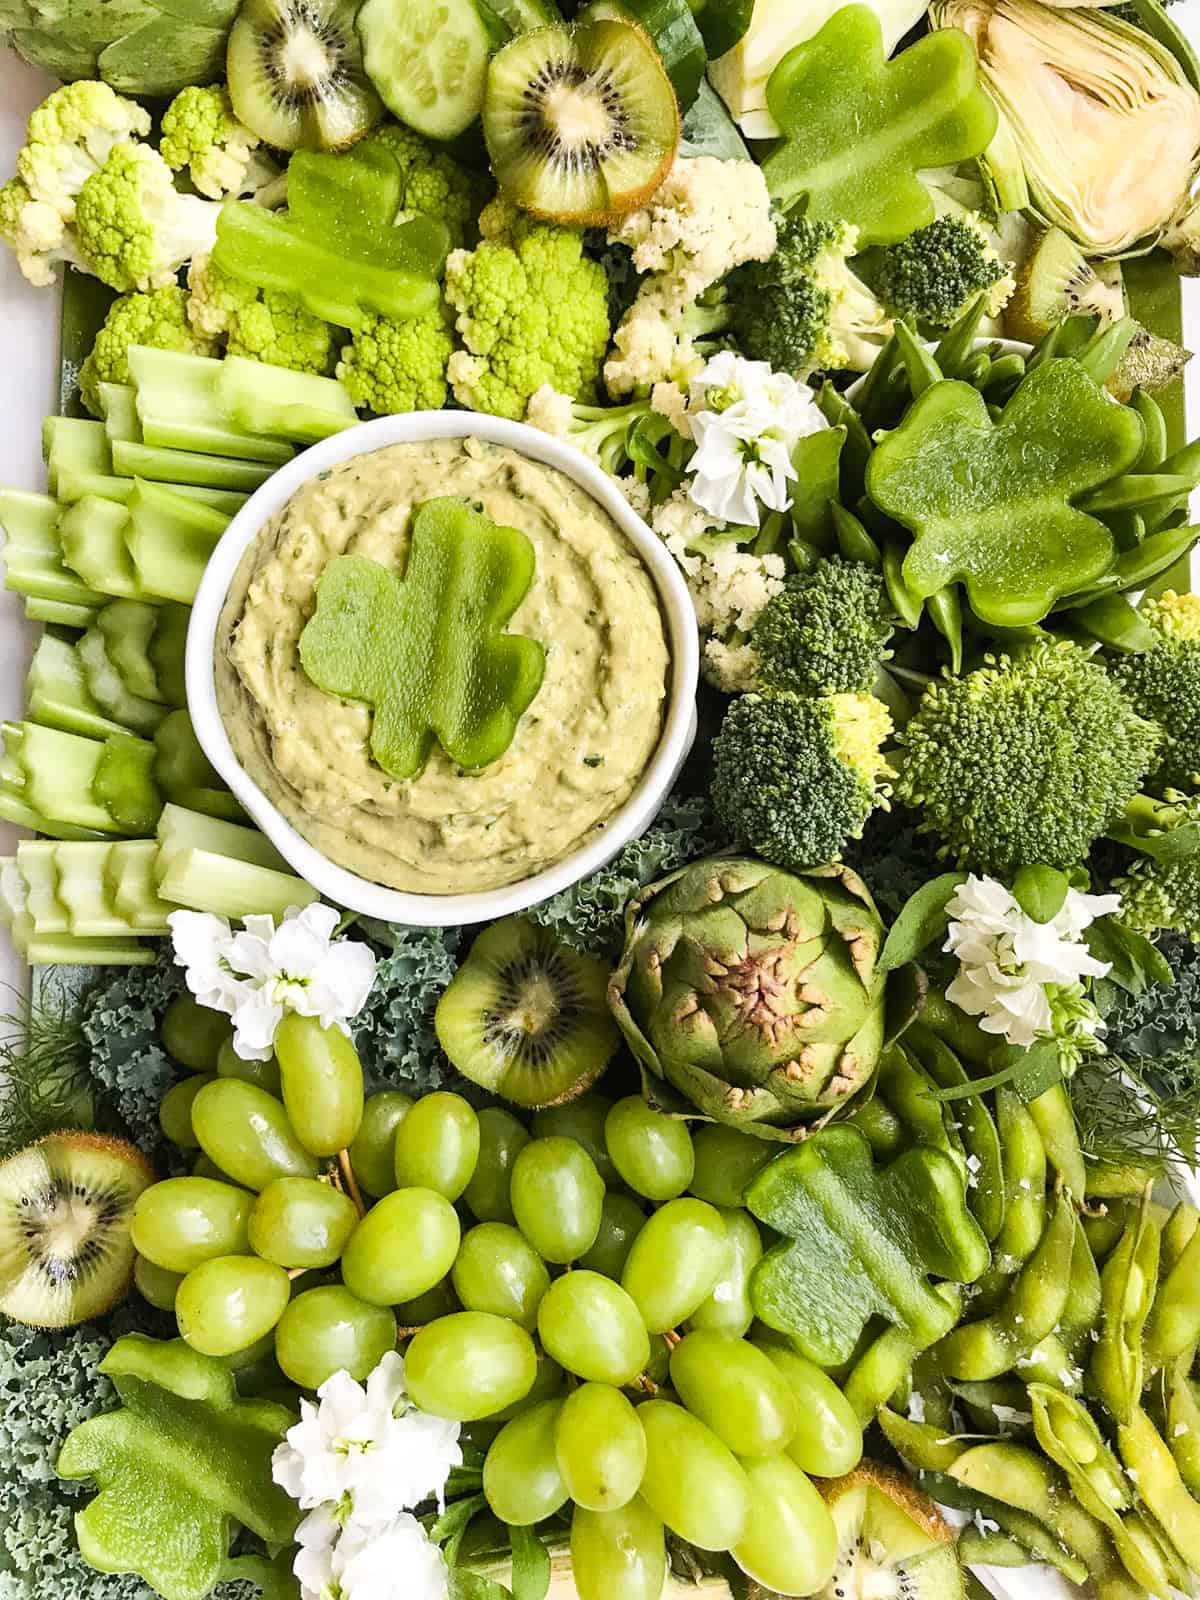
[
  {"x1": 1005, "y1": 226, "x2": 1126, "y2": 344},
  {"x1": 819, "y1": 1463, "x2": 964, "y2": 1600}
]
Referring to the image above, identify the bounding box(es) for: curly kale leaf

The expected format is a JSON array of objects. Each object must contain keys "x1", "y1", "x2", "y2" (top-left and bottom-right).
[
  {"x1": 351, "y1": 922, "x2": 463, "y2": 1096},
  {"x1": 81, "y1": 954, "x2": 187, "y2": 1155}
]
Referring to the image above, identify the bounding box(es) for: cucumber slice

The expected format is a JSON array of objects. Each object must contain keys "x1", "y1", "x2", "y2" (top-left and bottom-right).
[
  {"x1": 27, "y1": 634, "x2": 128, "y2": 741},
  {"x1": 98, "y1": 601, "x2": 165, "y2": 702},
  {"x1": 357, "y1": 0, "x2": 491, "y2": 140},
  {"x1": 156, "y1": 802, "x2": 288, "y2": 874},
  {"x1": 583, "y1": 0, "x2": 705, "y2": 107},
  {"x1": 58, "y1": 497, "x2": 144, "y2": 601},
  {"x1": 157, "y1": 845, "x2": 319, "y2": 920}
]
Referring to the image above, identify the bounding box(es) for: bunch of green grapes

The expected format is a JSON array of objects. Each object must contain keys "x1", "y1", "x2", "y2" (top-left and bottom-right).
[{"x1": 133, "y1": 998, "x2": 864, "y2": 1600}]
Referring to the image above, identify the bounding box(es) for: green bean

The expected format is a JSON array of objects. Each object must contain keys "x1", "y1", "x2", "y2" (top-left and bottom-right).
[
  {"x1": 843, "y1": 1285, "x2": 962, "y2": 1424},
  {"x1": 1131, "y1": 390, "x2": 1168, "y2": 474},
  {"x1": 1146, "y1": 1217, "x2": 1200, "y2": 1372},
  {"x1": 1117, "y1": 1405, "x2": 1200, "y2": 1572},
  {"x1": 906, "y1": 1024, "x2": 1004, "y2": 1240},
  {"x1": 1025, "y1": 1082, "x2": 1086, "y2": 1198},
  {"x1": 949, "y1": 1441, "x2": 1111, "y2": 1573},
  {"x1": 937, "y1": 1191, "x2": 1074, "y2": 1380},
  {"x1": 845, "y1": 1096, "x2": 907, "y2": 1160},
  {"x1": 1162, "y1": 1203, "x2": 1199, "y2": 1273},
  {"x1": 876, "y1": 1406, "x2": 966, "y2": 1473},
  {"x1": 1162, "y1": 1359, "x2": 1200, "y2": 1499},
  {"x1": 1091, "y1": 1191, "x2": 1161, "y2": 1424},
  {"x1": 877, "y1": 1047, "x2": 964, "y2": 1175},
  {"x1": 1069, "y1": 592, "x2": 1159, "y2": 655}
]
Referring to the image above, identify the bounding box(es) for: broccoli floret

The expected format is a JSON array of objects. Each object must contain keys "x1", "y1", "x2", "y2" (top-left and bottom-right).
[
  {"x1": 336, "y1": 305, "x2": 455, "y2": 415},
  {"x1": 187, "y1": 254, "x2": 338, "y2": 376},
  {"x1": 366, "y1": 123, "x2": 490, "y2": 251},
  {"x1": 712, "y1": 689, "x2": 893, "y2": 870},
  {"x1": 730, "y1": 215, "x2": 892, "y2": 377},
  {"x1": 159, "y1": 86, "x2": 283, "y2": 203},
  {"x1": 868, "y1": 215, "x2": 1015, "y2": 330},
  {"x1": 1114, "y1": 855, "x2": 1200, "y2": 946},
  {"x1": 895, "y1": 640, "x2": 1161, "y2": 875},
  {"x1": 79, "y1": 286, "x2": 219, "y2": 417},
  {"x1": 15, "y1": 81, "x2": 150, "y2": 224},
  {"x1": 74, "y1": 143, "x2": 219, "y2": 293},
  {"x1": 753, "y1": 556, "x2": 895, "y2": 695},
  {"x1": 0, "y1": 176, "x2": 84, "y2": 286},
  {"x1": 1110, "y1": 590, "x2": 1200, "y2": 794}
]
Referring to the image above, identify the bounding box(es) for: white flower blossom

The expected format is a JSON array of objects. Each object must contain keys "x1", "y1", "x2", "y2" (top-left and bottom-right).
[
  {"x1": 169, "y1": 902, "x2": 376, "y2": 1061},
  {"x1": 943, "y1": 875, "x2": 1120, "y2": 1048}
]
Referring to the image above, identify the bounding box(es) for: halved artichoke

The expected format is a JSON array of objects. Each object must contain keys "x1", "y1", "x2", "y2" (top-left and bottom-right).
[{"x1": 932, "y1": 0, "x2": 1200, "y2": 256}]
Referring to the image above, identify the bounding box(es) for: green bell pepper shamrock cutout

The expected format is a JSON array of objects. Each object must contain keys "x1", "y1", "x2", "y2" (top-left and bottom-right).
[
  {"x1": 57, "y1": 1334, "x2": 299, "y2": 1600},
  {"x1": 867, "y1": 360, "x2": 1146, "y2": 628},
  {"x1": 747, "y1": 1123, "x2": 990, "y2": 1367},
  {"x1": 299, "y1": 496, "x2": 546, "y2": 781},
  {"x1": 761, "y1": 5, "x2": 998, "y2": 246}
]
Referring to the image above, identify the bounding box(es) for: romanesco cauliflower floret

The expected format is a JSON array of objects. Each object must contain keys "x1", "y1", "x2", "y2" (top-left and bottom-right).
[
  {"x1": 79, "y1": 285, "x2": 219, "y2": 416},
  {"x1": 444, "y1": 215, "x2": 610, "y2": 421},
  {"x1": 75, "y1": 143, "x2": 219, "y2": 292},
  {"x1": 187, "y1": 254, "x2": 339, "y2": 375},
  {"x1": 0, "y1": 176, "x2": 83, "y2": 285},
  {"x1": 337, "y1": 305, "x2": 455, "y2": 414},
  {"x1": 16, "y1": 81, "x2": 150, "y2": 224},
  {"x1": 159, "y1": 85, "x2": 283, "y2": 202},
  {"x1": 368, "y1": 123, "x2": 490, "y2": 250}
]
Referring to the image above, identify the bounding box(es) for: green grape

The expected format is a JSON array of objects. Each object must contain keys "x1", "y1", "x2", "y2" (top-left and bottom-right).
[
  {"x1": 537, "y1": 1270, "x2": 649, "y2": 1385},
  {"x1": 349, "y1": 1091, "x2": 412, "y2": 1197},
  {"x1": 570, "y1": 1498, "x2": 665, "y2": 1600},
  {"x1": 134, "y1": 1254, "x2": 182, "y2": 1311},
  {"x1": 191, "y1": 1079, "x2": 319, "y2": 1191},
  {"x1": 463, "y1": 1107, "x2": 530, "y2": 1224},
  {"x1": 341, "y1": 1187, "x2": 460, "y2": 1306},
  {"x1": 638, "y1": 1399, "x2": 750, "y2": 1552},
  {"x1": 396, "y1": 1277, "x2": 460, "y2": 1327},
  {"x1": 579, "y1": 1192, "x2": 646, "y2": 1279},
  {"x1": 451, "y1": 1222, "x2": 550, "y2": 1332},
  {"x1": 490, "y1": 1350, "x2": 564, "y2": 1420},
  {"x1": 130, "y1": 1176, "x2": 253, "y2": 1273},
  {"x1": 247, "y1": 1176, "x2": 359, "y2": 1269},
  {"x1": 175, "y1": 1254, "x2": 290, "y2": 1357},
  {"x1": 159, "y1": 1074, "x2": 213, "y2": 1148},
  {"x1": 404, "y1": 1311, "x2": 538, "y2": 1420},
  {"x1": 604, "y1": 1096, "x2": 694, "y2": 1202},
  {"x1": 161, "y1": 995, "x2": 231, "y2": 1073},
  {"x1": 275, "y1": 1013, "x2": 365, "y2": 1158},
  {"x1": 645, "y1": 1334, "x2": 670, "y2": 1386},
  {"x1": 532, "y1": 1095, "x2": 618, "y2": 1186},
  {"x1": 482, "y1": 1400, "x2": 569, "y2": 1525},
  {"x1": 754, "y1": 1341, "x2": 864, "y2": 1477},
  {"x1": 689, "y1": 1125, "x2": 774, "y2": 1208},
  {"x1": 275, "y1": 1285, "x2": 397, "y2": 1389},
  {"x1": 216, "y1": 1037, "x2": 281, "y2": 1094},
  {"x1": 192, "y1": 1153, "x2": 231, "y2": 1183},
  {"x1": 732, "y1": 1454, "x2": 838, "y2": 1596},
  {"x1": 510, "y1": 1137, "x2": 605, "y2": 1263},
  {"x1": 555, "y1": 1383, "x2": 646, "y2": 1511},
  {"x1": 621, "y1": 1199, "x2": 729, "y2": 1334},
  {"x1": 393, "y1": 1091, "x2": 480, "y2": 1202},
  {"x1": 220, "y1": 1327, "x2": 277, "y2": 1374},
  {"x1": 687, "y1": 1208, "x2": 762, "y2": 1336},
  {"x1": 669, "y1": 1331, "x2": 798, "y2": 1457}
]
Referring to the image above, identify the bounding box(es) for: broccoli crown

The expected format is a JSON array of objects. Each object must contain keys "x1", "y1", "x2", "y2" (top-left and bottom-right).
[
  {"x1": 187, "y1": 255, "x2": 337, "y2": 376},
  {"x1": 896, "y1": 640, "x2": 1161, "y2": 875},
  {"x1": 712, "y1": 689, "x2": 893, "y2": 871},
  {"x1": 753, "y1": 555, "x2": 895, "y2": 695},
  {"x1": 1111, "y1": 590, "x2": 1200, "y2": 793},
  {"x1": 74, "y1": 143, "x2": 218, "y2": 293},
  {"x1": 869, "y1": 215, "x2": 1012, "y2": 329},
  {"x1": 159, "y1": 85, "x2": 266, "y2": 202},
  {"x1": 367, "y1": 123, "x2": 490, "y2": 251},
  {"x1": 16, "y1": 81, "x2": 150, "y2": 224},
  {"x1": 337, "y1": 305, "x2": 455, "y2": 416},
  {"x1": 79, "y1": 285, "x2": 217, "y2": 416}
]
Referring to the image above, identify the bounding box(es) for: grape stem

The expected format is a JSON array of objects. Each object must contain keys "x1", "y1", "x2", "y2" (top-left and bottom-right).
[
  {"x1": 662, "y1": 1329, "x2": 682, "y2": 1351},
  {"x1": 630, "y1": 1373, "x2": 660, "y2": 1395},
  {"x1": 336, "y1": 1149, "x2": 366, "y2": 1217}
]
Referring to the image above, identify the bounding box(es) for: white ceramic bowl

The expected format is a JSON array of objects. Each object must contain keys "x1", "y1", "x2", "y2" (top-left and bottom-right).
[{"x1": 186, "y1": 411, "x2": 700, "y2": 928}]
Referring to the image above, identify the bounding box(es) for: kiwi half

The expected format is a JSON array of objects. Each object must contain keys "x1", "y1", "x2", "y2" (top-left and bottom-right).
[
  {"x1": 0, "y1": 1131, "x2": 155, "y2": 1328},
  {"x1": 435, "y1": 916, "x2": 620, "y2": 1107},
  {"x1": 817, "y1": 1462, "x2": 964, "y2": 1600},
  {"x1": 1005, "y1": 227, "x2": 1126, "y2": 344},
  {"x1": 483, "y1": 20, "x2": 679, "y2": 225},
  {"x1": 227, "y1": 0, "x2": 384, "y2": 152}
]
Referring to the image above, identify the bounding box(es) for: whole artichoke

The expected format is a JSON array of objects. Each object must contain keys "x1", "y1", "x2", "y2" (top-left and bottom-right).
[
  {"x1": 0, "y1": 0, "x2": 235, "y2": 96},
  {"x1": 608, "y1": 855, "x2": 888, "y2": 1141}
]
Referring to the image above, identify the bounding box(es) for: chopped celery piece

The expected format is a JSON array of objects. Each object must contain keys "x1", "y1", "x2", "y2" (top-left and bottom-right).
[
  {"x1": 97, "y1": 382, "x2": 141, "y2": 442},
  {"x1": 26, "y1": 597, "x2": 99, "y2": 628},
  {"x1": 17, "y1": 840, "x2": 70, "y2": 932},
  {"x1": 53, "y1": 842, "x2": 146, "y2": 937},
  {"x1": 77, "y1": 628, "x2": 165, "y2": 734},
  {"x1": 0, "y1": 489, "x2": 97, "y2": 607},
  {"x1": 0, "y1": 788, "x2": 110, "y2": 840},
  {"x1": 57, "y1": 470, "x2": 250, "y2": 514},
  {"x1": 27, "y1": 933, "x2": 153, "y2": 965},
  {"x1": 93, "y1": 731, "x2": 162, "y2": 833},
  {"x1": 154, "y1": 709, "x2": 241, "y2": 822},
  {"x1": 157, "y1": 802, "x2": 287, "y2": 873},
  {"x1": 216, "y1": 356, "x2": 357, "y2": 444},
  {"x1": 0, "y1": 857, "x2": 33, "y2": 954},
  {"x1": 157, "y1": 845, "x2": 317, "y2": 919},
  {"x1": 11, "y1": 721, "x2": 120, "y2": 833},
  {"x1": 98, "y1": 600, "x2": 164, "y2": 701},
  {"x1": 58, "y1": 496, "x2": 144, "y2": 600},
  {"x1": 111, "y1": 439, "x2": 276, "y2": 492},
  {"x1": 125, "y1": 482, "x2": 230, "y2": 605},
  {"x1": 150, "y1": 604, "x2": 190, "y2": 707},
  {"x1": 43, "y1": 417, "x2": 112, "y2": 496},
  {"x1": 27, "y1": 633, "x2": 128, "y2": 739},
  {"x1": 105, "y1": 840, "x2": 172, "y2": 931},
  {"x1": 128, "y1": 348, "x2": 296, "y2": 465}
]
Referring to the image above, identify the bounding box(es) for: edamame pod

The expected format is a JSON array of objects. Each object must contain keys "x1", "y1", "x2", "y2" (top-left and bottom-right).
[
  {"x1": 877, "y1": 1407, "x2": 966, "y2": 1474},
  {"x1": 1146, "y1": 1215, "x2": 1200, "y2": 1371},
  {"x1": 907, "y1": 1024, "x2": 1004, "y2": 1240},
  {"x1": 993, "y1": 1090, "x2": 1046, "y2": 1270},
  {"x1": 949, "y1": 1441, "x2": 1110, "y2": 1573},
  {"x1": 1018, "y1": 1218, "x2": 1101, "y2": 1389},
  {"x1": 1163, "y1": 1360, "x2": 1200, "y2": 1498},
  {"x1": 1025, "y1": 1082, "x2": 1086, "y2": 1199},
  {"x1": 876, "y1": 1047, "x2": 964, "y2": 1178},
  {"x1": 844, "y1": 1284, "x2": 962, "y2": 1424},
  {"x1": 1162, "y1": 1203, "x2": 1199, "y2": 1272},
  {"x1": 845, "y1": 1097, "x2": 907, "y2": 1160},
  {"x1": 1092, "y1": 1191, "x2": 1161, "y2": 1424},
  {"x1": 1117, "y1": 1406, "x2": 1200, "y2": 1574}
]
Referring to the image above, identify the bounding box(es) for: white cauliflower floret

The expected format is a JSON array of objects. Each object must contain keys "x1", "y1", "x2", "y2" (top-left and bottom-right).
[
  {"x1": 704, "y1": 638, "x2": 762, "y2": 693},
  {"x1": 618, "y1": 478, "x2": 653, "y2": 518},
  {"x1": 650, "y1": 380, "x2": 691, "y2": 440},
  {"x1": 524, "y1": 383, "x2": 576, "y2": 439}
]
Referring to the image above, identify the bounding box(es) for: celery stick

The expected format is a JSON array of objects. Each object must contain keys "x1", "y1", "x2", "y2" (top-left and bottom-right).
[
  {"x1": 150, "y1": 604, "x2": 190, "y2": 706},
  {"x1": 57, "y1": 469, "x2": 250, "y2": 514},
  {"x1": 43, "y1": 417, "x2": 113, "y2": 495},
  {"x1": 77, "y1": 629, "x2": 165, "y2": 734},
  {"x1": 128, "y1": 348, "x2": 295, "y2": 465},
  {"x1": 105, "y1": 840, "x2": 172, "y2": 931},
  {"x1": 52, "y1": 841, "x2": 147, "y2": 937},
  {"x1": 15, "y1": 721, "x2": 121, "y2": 833},
  {"x1": 25, "y1": 597, "x2": 99, "y2": 628},
  {"x1": 153, "y1": 709, "x2": 242, "y2": 821},
  {"x1": 58, "y1": 496, "x2": 145, "y2": 600},
  {"x1": 97, "y1": 382, "x2": 140, "y2": 442},
  {"x1": 157, "y1": 802, "x2": 288, "y2": 873},
  {"x1": 98, "y1": 600, "x2": 164, "y2": 701},
  {"x1": 0, "y1": 858, "x2": 33, "y2": 955},
  {"x1": 0, "y1": 489, "x2": 98, "y2": 607},
  {"x1": 111, "y1": 439, "x2": 276, "y2": 492},
  {"x1": 93, "y1": 732, "x2": 163, "y2": 834},
  {"x1": 125, "y1": 482, "x2": 230, "y2": 605},
  {"x1": 27, "y1": 633, "x2": 128, "y2": 740},
  {"x1": 216, "y1": 355, "x2": 357, "y2": 444},
  {"x1": 157, "y1": 845, "x2": 318, "y2": 919},
  {"x1": 27, "y1": 934, "x2": 153, "y2": 965},
  {"x1": 17, "y1": 840, "x2": 70, "y2": 933},
  {"x1": 0, "y1": 788, "x2": 110, "y2": 840}
]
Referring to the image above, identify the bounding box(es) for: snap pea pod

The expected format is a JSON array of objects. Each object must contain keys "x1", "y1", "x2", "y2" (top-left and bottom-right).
[
  {"x1": 831, "y1": 503, "x2": 882, "y2": 569},
  {"x1": 1131, "y1": 389, "x2": 1168, "y2": 474},
  {"x1": 843, "y1": 1284, "x2": 962, "y2": 1424},
  {"x1": 893, "y1": 319, "x2": 943, "y2": 398},
  {"x1": 1117, "y1": 1405, "x2": 1200, "y2": 1572},
  {"x1": 1019, "y1": 1219, "x2": 1102, "y2": 1391},
  {"x1": 1091, "y1": 1191, "x2": 1161, "y2": 1424},
  {"x1": 816, "y1": 383, "x2": 872, "y2": 501},
  {"x1": 948, "y1": 1440, "x2": 1111, "y2": 1574},
  {"x1": 849, "y1": 333, "x2": 902, "y2": 432},
  {"x1": 1162, "y1": 1359, "x2": 1200, "y2": 1499},
  {"x1": 1161, "y1": 1202, "x2": 1198, "y2": 1272},
  {"x1": 883, "y1": 543, "x2": 924, "y2": 630},
  {"x1": 1145, "y1": 1214, "x2": 1200, "y2": 1371},
  {"x1": 925, "y1": 585, "x2": 964, "y2": 674},
  {"x1": 1025, "y1": 1082, "x2": 1086, "y2": 1198},
  {"x1": 932, "y1": 296, "x2": 988, "y2": 379},
  {"x1": 876, "y1": 1047, "x2": 965, "y2": 1178},
  {"x1": 980, "y1": 353, "x2": 1027, "y2": 404},
  {"x1": 876, "y1": 1406, "x2": 966, "y2": 1472},
  {"x1": 935, "y1": 1191, "x2": 1074, "y2": 1380},
  {"x1": 906, "y1": 1024, "x2": 1004, "y2": 1241},
  {"x1": 845, "y1": 1096, "x2": 907, "y2": 1160}
]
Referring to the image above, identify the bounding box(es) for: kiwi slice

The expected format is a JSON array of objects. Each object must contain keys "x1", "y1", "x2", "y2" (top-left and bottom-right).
[
  {"x1": 483, "y1": 20, "x2": 679, "y2": 225},
  {"x1": 817, "y1": 1462, "x2": 964, "y2": 1600},
  {"x1": 1005, "y1": 227, "x2": 1126, "y2": 344},
  {"x1": 0, "y1": 1131, "x2": 155, "y2": 1328},
  {"x1": 227, "y1": 0, "x2": 385, "y2": 153},
  {"x1": 435, "y1": 916, "x2": 620, "y2": 1107}
]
